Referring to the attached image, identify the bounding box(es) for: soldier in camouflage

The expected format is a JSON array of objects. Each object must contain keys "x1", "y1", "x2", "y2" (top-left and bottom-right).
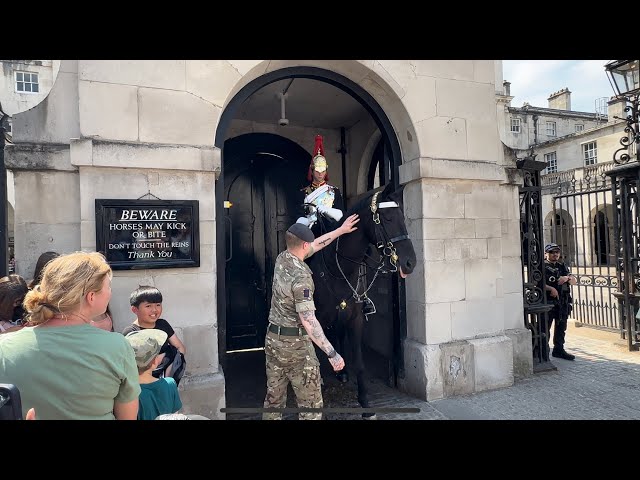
[{"x1": 263, "y1": 216, "x2": 360, "y2": 420}]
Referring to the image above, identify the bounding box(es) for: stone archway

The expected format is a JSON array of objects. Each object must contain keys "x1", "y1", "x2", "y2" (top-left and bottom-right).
[{"x1": 213, "y1": 62, "x2": 417, "y2": 390}]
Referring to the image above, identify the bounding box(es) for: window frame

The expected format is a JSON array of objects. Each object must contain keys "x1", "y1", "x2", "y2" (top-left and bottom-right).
[
  {"x1": 15, "y1": 71, "x2": 40, "y2": 94},
  {"x1": 546, "y1": 121, "x2": 556, "y2": 137},
  {"x1": 510, "y1": 117, "x2": 521, "y2": 133},
  {"x1": 544, "y1": 151, "x2": 558, "y2": 174},
  {"x1": 575, "y1": 124, "x2": 584, "y2": 133},
  {"x1": 583, "y1": 141, "x2": 598, "y2": 166}
]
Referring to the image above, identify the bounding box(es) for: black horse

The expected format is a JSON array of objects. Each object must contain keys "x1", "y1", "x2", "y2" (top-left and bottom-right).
[{"x1": 306, "y1": 182, "x2": 416, "y2": 419}]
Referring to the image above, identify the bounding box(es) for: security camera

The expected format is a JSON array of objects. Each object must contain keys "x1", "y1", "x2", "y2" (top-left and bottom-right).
[{"x1": 279, "y1": 118, "x2": 289, "y2": 126}]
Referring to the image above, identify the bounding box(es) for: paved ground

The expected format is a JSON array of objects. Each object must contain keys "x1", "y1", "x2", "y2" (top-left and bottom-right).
[
  {"x1": 431, "y1": 322, "x2": 640, "y2": 420},
  {"x1": 223, "y1": 321, "x2": 640, "y2": 420}
]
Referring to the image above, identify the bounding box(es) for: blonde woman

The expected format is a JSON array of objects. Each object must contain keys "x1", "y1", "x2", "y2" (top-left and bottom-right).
[{"x1": 0, "y1": 252, "x2": 140, "y2": 419}]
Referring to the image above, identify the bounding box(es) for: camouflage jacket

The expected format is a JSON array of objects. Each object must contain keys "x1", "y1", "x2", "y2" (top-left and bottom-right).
[{"x1": 268, "y1": 250, "x2": 316, "y2": 329}]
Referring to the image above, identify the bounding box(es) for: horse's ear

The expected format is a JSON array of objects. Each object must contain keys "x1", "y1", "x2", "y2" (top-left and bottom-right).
[
  {"x1": 381, "y1": 182, "x2": 394, "y2": 198},
  {"x1": 386, "y1": 183, "x2": 406, "y2": 204}
]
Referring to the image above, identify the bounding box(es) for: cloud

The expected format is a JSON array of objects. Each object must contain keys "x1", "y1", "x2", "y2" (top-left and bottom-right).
[{"x1": 503, "y1": 60, "x2": 612, "y2": 113}]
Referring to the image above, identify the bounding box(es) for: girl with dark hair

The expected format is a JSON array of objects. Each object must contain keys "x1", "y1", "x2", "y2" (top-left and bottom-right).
[
  {"x1": 0, "y1": 274, "x2": 28, "y2": 334},
  {"x1": 27, "y1": 251, "x2": 60, "y2": 290}
]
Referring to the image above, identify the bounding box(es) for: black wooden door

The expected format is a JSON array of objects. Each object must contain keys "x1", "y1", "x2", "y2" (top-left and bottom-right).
[
  {"x1": 226, "y1": 166, "x2": 266, "y2": 351},
  {"x1": 223, "y1": 134, "x2": 310, "y2": 351}
]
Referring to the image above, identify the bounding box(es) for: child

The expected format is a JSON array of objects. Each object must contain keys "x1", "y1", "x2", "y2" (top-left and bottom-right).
[
  {"x1": 125, "y1": 329, "x2": 182, "y2": 420},
  {"x1": 122, "y1": 286, "x2": 186, "y2": 382}
]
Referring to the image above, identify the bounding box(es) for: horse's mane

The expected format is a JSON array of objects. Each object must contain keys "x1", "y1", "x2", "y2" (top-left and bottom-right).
[{"x1": 343, "y1": 187, "x2": 384, "y2": 221}]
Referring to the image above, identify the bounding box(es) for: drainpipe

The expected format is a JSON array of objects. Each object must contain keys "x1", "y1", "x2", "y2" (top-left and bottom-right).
[{"x1": 338, "y1": 127, "x2": 347, "y2": 199}]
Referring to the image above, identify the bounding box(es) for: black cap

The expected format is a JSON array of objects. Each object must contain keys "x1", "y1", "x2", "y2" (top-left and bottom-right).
[
  {"x1": 545, "y1": 243, "x2": 561, "y2": 253},
  {"x1": 287, "y1": 222, "x2": 315, "y2": 243}
]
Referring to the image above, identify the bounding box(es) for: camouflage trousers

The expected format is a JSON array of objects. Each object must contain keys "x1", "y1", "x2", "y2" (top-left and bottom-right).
[{"x1": 263, "y1": 331, "x2": 323, "y2": 420}]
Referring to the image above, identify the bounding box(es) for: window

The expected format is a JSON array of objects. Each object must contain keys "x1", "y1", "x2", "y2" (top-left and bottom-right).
[
  {"x1": 544, "y1": 152, "x2": 557, "y2": 174},
  {"x1": 15, "y1": 71, "x2": 39, "y2": 93},
  {"x1": 575, "y1": 124, "x2": 584, "y2": 132},
  {"x1": 583, "y1": 141, "x2": 597, "y2": 166},
  {"x1": 510, "y1": 117, "x2": 521, "y2": 133},
  {"x1": 546, "y1": 121, "x2": 556, "y2": 137}
]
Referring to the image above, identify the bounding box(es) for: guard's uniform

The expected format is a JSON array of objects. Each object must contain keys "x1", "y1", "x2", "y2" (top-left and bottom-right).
[
  {"x1": 545, "y1": 259, "x2": 573, "y2": 353},
  {"x1": 298, "y1": 134, "x2": 344, "y2": 236},
  {"x1": 263, "y1": 250, "x2": 323, "y2": 420}
]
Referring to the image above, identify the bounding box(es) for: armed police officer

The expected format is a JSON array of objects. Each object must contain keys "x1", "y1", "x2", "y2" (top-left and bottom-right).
[
  {"x1": 297, "y1": 134, "x2": 345, "y2": 237},
  {"x1": 544, "y1": 243, "x2": 577, "y2": 361},
  {"x1": 263, "y1": 214, "x2": 360, "y2": 420}
]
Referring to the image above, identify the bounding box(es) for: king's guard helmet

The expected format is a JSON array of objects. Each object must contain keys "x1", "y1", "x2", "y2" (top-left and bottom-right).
[{"x1": 307, "y1": 134, "x2": 329, "y2": 182}]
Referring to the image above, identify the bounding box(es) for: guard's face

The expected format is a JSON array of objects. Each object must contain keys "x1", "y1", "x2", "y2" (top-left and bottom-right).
[
  {"x1": 312, "y1": 169, "x2": 326, "y2": 183},
  {"x1": 546, "y1": 250, "x2": 561, "y2": 261}
]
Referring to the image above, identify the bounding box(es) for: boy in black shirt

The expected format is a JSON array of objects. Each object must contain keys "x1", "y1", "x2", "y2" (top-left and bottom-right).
[{"x1": 122, "y1": 286, "x2": 187, "y2": 381}]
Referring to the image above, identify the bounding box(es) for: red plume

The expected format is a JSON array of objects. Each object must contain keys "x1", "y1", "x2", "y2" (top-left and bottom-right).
[
  {"x1": 307, "y1": 134, "x2": 329, "y2": 182},
  {"x1": 313, "y1": 134, "x2": 325, "y2": 157}
]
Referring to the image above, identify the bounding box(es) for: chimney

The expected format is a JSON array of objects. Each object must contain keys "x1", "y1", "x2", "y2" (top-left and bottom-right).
[
  {"x1": 548, "y1": 88, "x2": 572, "y2": 110},
  {"x1": 607, "y1": 96, "x2": 626, "y2": 122},
  {"x1": 503, "y1": 80, "x2": 511, "y2": 96}
]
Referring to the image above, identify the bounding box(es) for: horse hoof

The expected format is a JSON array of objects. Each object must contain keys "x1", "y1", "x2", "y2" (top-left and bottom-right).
[
  {"x1": 336, "y1": 371, "x2": 349, "y2": 383},
  {"x1": 362, "y1": 413, "x2": 377, "y2": 420}
]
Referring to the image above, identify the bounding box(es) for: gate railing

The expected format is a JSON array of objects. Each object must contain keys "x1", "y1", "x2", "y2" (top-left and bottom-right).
[
  {"x1": 606, "y1": 164, "x2": 640, "y2": 350},
  {"x1": 542, "y1": 161, "x2": 620, "y2": 331}
]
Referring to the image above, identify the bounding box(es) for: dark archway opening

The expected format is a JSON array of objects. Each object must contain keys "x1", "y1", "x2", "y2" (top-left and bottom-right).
[{"x1": 214, "y1": 66, "x2": 407, "y2": 415}]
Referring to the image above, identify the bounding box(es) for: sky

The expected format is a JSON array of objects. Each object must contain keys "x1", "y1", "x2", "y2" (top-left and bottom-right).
[{"x1": 502, "y1": 60, "x2": 613, "y2": 114}]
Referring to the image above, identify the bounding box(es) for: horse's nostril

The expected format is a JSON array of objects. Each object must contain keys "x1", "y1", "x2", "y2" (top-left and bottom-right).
[{"x1": 406, "y1": 259, "x2": 413, "y2": 269}]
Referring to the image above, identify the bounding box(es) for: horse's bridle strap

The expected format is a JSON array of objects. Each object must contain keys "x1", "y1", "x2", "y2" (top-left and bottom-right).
[{"x1": 388, "y1": 234, "x2": 409, "y2": 243}]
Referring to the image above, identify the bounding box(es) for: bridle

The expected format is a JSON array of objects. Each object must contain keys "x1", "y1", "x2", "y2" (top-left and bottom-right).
[{"x1": 332, "y1": 190, "x2": 410, "y2": 306}]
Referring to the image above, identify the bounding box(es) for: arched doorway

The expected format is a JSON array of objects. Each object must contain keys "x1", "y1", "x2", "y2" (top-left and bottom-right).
[{"x1": 214, "y1": 66, "x2": 407, "y2": 412}]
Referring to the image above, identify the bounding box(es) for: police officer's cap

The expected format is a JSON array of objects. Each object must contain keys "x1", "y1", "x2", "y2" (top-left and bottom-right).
[
  {"x1": 545, "y1": 243, "x2": 561, "y2": 253},
  {"x1": 287, "y1": 223, "x2": 315, "y2": 243}
]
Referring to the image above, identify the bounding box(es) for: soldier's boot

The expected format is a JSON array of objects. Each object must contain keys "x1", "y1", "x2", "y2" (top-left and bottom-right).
[{"x1": 552, "y1": 349, "x2": 575, "y2": 361}]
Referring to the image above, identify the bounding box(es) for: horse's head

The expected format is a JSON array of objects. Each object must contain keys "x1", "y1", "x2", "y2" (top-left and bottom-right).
[{"x1": 357, "y1": 183, "x2": 416, "y2": 278}]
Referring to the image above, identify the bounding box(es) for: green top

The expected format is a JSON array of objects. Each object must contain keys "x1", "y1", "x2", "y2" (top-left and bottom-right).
[{"x1": 0, "y1": 324, "x2": 140, "y2": 420}]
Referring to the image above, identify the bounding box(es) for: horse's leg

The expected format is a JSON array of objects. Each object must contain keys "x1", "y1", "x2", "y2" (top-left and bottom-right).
[
  {"x1": 351, "y1": 311, "x2": 375, "y2": 419},
  {"x1": 334, "y1": 309, "x2": 349, "y2": 384}
]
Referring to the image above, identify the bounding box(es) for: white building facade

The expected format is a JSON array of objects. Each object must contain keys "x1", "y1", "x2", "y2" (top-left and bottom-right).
[{"x1": 5, "y1": 60, "x2": 531, "y2": 418}]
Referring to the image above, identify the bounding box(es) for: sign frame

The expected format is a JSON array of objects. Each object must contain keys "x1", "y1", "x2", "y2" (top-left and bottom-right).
[{"x1": 95, "y1": 199, "x2": 200, "y2": 270}]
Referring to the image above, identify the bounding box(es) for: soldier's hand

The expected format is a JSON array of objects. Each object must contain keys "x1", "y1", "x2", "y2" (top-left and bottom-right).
[
  {"x1": 329, "y1": 352, "x2": 345, "y2": 372},
  {"x1": 340, "y1": 214, "x2": 360, "y2": 234},
  {"x1": 549, "y1": 287, "x2": 558, "y2": 298},
  {"x1": 558, "y1": 276, "x2": 568, "y2": 285}
]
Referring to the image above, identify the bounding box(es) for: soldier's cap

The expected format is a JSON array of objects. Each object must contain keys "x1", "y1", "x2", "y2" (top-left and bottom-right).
[
  {"x1": 545, "y1": 243, "x2": 561, "y2": 253},
  {"x1": 287, "y1": 222, "x2": 315, "y2": 243},
  {"x1": 125, "y1": 329, "x2": 168, "y2": 368}
]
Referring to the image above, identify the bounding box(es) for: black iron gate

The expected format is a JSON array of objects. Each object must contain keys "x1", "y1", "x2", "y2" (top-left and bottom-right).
[
  {"x1": 542, "y1": 163, "x2": 620, "y2": 332},
  {"x1": 518, "y1": 155, "x2": 554, "y2": 368}
]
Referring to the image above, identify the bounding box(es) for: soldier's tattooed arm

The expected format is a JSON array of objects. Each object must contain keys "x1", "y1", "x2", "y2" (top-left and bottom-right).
[
  {"x1": 308, "y1": 213, "x2": 360, "y2": 257},
  {"x1": 298, "y1": 310, "x2": 335, "y2": 355}
]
